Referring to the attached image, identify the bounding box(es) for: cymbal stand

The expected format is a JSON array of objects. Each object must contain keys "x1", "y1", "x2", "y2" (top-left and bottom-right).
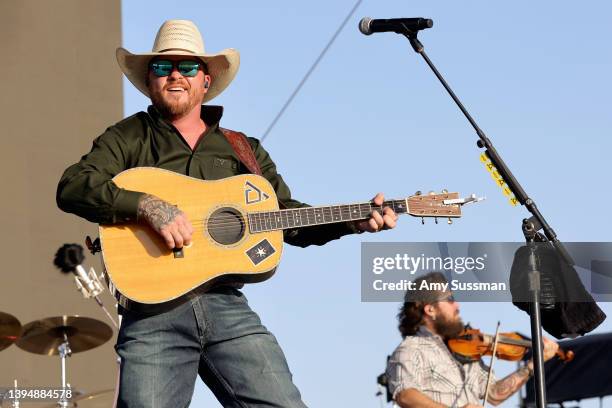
[
  {"x1": 9, "y1": 379, "x2": 20, "y2": 408},
  {"x1": 57, "y1": 334, "x2": 72, "y2": 408}
]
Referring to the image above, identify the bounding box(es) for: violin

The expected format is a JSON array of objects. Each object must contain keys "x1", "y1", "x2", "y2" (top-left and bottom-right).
[{"x1": 447, "y1": 327, "x2": 575, "y2": 363}]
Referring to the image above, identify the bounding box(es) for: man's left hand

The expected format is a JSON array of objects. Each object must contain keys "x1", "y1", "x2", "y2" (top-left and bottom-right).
[
  {"x1": 527, "y1": 337, "x2": 560, "y2": 372},
  {"x1": 541, "y1": 337, "x2": 560, "y2": 361},
  {"x1": 353, "y1": 193, "x2": 398, "y2": 233}
]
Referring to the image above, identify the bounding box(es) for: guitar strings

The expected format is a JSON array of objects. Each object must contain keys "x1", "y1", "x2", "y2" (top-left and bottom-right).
[
  {"x1": 104, "y1": 209, "x2": 393, "y2": 237},
  {"x1": 163, "y1": 207, "x2": 401, "y2": 234},
  {"x1": 104, "y1": 201, "x2": 419, "y2": 237},
  {"x1": 114, "y1": 201, "x2": 409, "y2": 234},
  {"x1": 189, "y1": 205, "x2": 399, "y2": 231},
  {"x1": 180, "y1": 202, "x2": 404, "y2": 227}
]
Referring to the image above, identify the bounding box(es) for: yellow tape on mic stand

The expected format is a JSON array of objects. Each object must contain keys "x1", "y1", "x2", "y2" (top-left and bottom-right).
[{"x1": 480, "y1": 152, "x2": 518, "y2": 206}]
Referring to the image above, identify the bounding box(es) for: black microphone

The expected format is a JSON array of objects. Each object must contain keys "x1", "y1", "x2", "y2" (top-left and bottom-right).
[
  {"x1": 359, "y1": 17, "x2": 433, "y2": 36},
  {"x1": 54, "y1": 243, "x2": 119, "y2": 329},
  {"x1": 54, "y1": 243, "x2": 103, "y2": 298}
]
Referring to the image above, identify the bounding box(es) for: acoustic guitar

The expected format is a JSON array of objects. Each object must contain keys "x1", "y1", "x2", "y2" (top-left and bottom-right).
[{"x1": 100, "y1": 167, "x2": 477, "y2": 311}]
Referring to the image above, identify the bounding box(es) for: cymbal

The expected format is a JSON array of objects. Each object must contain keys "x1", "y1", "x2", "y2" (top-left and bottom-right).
[
  {"x1": 71, "y1": 389, "x2": 115, "y2": 407},
  {"x1": 16, "y1": 316, "x2": 113, "y2": 355},
  {"x1": 0, "y1": 311, "x2": 21, "y2": 351}
]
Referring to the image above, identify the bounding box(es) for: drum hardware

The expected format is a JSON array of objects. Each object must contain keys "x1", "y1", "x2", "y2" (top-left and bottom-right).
[
  {"x1": 53, "y1": 244, "x2": 118, "y2": 329},
  {"x1": 5, "y1": 240, "x2": 119, "y2": 407},
  {"x1": 6, "y1": 380, "x2": 20, "y2": 408},
  {"x1": 14, "y1": 316, "x2": 113, "y2": 408},
  {"x1": 62, "y1": 389, "x2": 115, "y2": 408},
  {"x1": 54, "y1": 241, "x2": 121, "y2": 407}
]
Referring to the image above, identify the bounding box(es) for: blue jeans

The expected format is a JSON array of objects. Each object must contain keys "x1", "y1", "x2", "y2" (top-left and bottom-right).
[{"x1": 116, "y1": 286, "x2": 307, "y2": 408}]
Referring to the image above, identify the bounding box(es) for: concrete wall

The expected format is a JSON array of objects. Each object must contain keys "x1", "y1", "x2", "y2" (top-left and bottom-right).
[{"x1": 0, "y1": 0, "x2": 123, "y2": 399}]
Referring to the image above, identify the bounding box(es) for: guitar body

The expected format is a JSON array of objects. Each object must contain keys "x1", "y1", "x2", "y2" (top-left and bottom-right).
[{"x1": 100, "y1": 167, "x2": 283, "y2": 311}]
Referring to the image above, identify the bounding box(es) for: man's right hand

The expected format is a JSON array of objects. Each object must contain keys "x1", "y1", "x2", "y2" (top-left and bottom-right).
[{"x1": 137, "y1": 194, "x2": 194, "y2": 249}]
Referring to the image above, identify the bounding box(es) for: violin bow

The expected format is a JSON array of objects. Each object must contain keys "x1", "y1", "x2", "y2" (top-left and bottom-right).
[{"x1": 482, "y1": 321, "x2": 501, "y2": 406}]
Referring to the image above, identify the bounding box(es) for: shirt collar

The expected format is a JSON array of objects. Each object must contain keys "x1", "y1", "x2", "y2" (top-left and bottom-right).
[
  {"x1": 417, "y1": 325, "x2": 443, "y2": 341},
  {"x1": 147, "y1": 104, "x2": 224, "y2": 130}
]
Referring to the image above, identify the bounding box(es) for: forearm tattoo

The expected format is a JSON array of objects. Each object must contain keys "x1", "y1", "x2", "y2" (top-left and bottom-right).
[
  {"x1": 137, "y1": 194, "x2": 181, "y2": 231},
  {"x1": 487, "y1": 366, "x2": 531, "y2": 404}
]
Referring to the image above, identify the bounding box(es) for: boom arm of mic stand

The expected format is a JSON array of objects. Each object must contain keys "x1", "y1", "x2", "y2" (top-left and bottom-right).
[
  {"x1": 400, "y1": 31, "x2": 553, "y2": 408},
  {"x1": 402, "y1": 30, "x2": 574, "y2": 267}
]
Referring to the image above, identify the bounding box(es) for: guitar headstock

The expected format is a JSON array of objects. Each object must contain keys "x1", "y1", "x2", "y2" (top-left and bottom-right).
[
  {"x1": 407, "y1": 191, "x2": 462, "y2": 221},
  {"x1": 405, "y1": 191, "x2": 484, "y2": 223}
]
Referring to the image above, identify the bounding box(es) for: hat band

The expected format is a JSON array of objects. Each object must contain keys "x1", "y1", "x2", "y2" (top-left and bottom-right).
[{"x1": 156, "y1": 47, "x2": 199, "y2": 54}]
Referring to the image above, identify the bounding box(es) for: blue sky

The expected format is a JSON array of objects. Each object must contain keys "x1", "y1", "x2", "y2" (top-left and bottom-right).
[{"x1": 121, "y1": 1, "x2": 612, "y2": 406}]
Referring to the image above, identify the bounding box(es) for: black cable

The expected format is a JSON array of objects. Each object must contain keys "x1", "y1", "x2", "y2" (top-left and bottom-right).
[{"x1": 261, "y1": 0, "x2": 364, "y2": 141}]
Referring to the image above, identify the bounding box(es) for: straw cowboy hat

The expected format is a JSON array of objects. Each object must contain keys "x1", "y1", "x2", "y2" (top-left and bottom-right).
[{"x1": 116, "y1": 19, "x2": 240, "y2": 103}]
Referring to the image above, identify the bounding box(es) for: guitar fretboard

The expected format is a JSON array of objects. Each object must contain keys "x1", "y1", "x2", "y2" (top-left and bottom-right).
[{"x1": 247, "y1": 200, "x2": 409, "y2": 233}]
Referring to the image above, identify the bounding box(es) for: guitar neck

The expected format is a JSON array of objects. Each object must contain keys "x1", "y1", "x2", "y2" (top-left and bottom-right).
[{"x1": 247, "y1": 200, "x2": 409, "y2": 233}]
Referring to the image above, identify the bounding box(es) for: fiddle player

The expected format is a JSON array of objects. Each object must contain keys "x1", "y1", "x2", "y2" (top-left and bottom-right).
[{"x1": 386, "y1": 272, "x2": 559, "y2": 408}]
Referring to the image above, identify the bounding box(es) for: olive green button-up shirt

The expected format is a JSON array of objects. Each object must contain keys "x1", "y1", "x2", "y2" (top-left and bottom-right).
[{"x1": 57, "y1": 105, "x2": 354, "y2": 247}]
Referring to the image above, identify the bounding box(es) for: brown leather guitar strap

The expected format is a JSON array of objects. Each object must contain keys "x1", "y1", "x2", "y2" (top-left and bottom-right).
[
  {"x1": 218, "y1": 127, "x2": 288, "y2": 209},
  {"x1": 218, "y1": 127, "x2": 262, "y2": 176}
]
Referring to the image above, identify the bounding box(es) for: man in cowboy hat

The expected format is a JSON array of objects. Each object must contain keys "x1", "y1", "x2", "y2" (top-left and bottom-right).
[{"x1": 57, "y1": 19, "x2": 398, "y2": 407}]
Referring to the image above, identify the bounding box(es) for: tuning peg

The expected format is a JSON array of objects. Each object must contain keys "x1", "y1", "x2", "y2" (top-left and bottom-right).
[
  {"x1": 415, "y1": 190, "x2": 422, "y2": 196},
  {"x1": 421, "y1": 217, "x2": 425, "y2": 225},
  {"x1": 448, "y1": 218, "x2": 453, "y2": 225},
  {"x1": 441, "y1": 189, "x2": 448, "y2": 194},
  {"x1": 428, "y1": 191, "x2": 435, "y2": 195}
]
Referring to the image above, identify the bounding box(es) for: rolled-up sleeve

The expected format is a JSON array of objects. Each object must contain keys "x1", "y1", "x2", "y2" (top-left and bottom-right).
[
  {"x1": 476, "y1": 359, "x2": 496, "y2": 399},
  {"x1": 386, "y1": 343, "x2": 426, "y2": 399}
]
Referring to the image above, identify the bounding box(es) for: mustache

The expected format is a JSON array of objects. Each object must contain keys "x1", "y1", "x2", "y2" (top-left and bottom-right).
[{"x1": 163, "y1": 80, "x2": 190, "y2": 91}]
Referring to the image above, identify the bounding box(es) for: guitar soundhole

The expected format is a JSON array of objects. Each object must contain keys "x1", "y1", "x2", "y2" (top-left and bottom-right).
[{"x1": 208, "y1": 207, "x2": 245, "y2": 245}]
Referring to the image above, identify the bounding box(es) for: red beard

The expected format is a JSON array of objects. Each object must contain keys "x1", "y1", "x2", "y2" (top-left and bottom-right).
[{"x1": 150, "y1": 80, "x2": 205, "y2": 119}]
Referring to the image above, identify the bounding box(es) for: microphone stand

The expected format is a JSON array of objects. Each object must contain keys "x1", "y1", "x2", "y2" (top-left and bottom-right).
[{"x1": 399, "y1": 27, "x2": 575, "y2": 408}]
